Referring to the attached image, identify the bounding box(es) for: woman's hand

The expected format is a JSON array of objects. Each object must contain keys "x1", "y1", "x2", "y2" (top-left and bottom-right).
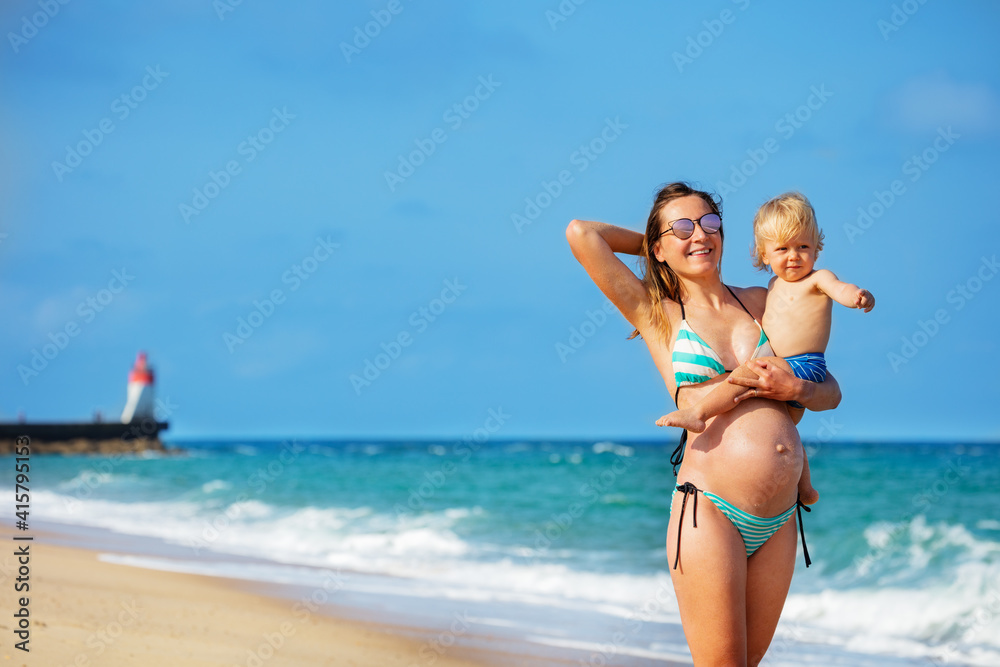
[
  {"x1": 728, "y1": 360, "x2": 841, "y2": 411},
  {"x1": 728, "y1": 359, "x2": 803, "y2": 404}
]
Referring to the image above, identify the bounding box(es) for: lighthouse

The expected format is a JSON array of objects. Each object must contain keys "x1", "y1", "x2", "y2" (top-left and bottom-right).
[{"x1": 121, "y1": 351, "x2": 155, "y2": 423}]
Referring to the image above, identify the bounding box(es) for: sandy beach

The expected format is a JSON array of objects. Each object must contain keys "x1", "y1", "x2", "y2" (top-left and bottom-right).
[{"x1": 0, "y1": 526, "x2": 507, "y2": 667}]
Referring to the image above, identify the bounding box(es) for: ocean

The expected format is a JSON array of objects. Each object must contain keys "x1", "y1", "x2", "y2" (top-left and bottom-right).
[{"x1": 11, "y1": 438, "x2": 1000, "y2": 666}]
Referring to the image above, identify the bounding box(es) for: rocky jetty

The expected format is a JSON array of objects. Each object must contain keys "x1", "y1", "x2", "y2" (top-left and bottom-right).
[{"x1": 0, "y1": 421, "x2": 176, "y2": 456}]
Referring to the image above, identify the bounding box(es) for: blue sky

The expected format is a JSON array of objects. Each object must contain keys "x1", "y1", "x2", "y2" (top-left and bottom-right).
[{"x1": 2, "y1": 1, "x2": 998, "y2": 442}]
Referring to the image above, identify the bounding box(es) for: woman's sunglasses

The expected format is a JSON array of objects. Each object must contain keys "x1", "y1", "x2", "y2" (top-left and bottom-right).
[{"x1": 658, "y1": 213, "x2": 722, "y2": 240}]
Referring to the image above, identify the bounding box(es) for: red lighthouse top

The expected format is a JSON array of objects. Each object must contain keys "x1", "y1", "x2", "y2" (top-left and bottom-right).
[{"x1": 128, "y1": 351, "x2": 154, "y2": 385}]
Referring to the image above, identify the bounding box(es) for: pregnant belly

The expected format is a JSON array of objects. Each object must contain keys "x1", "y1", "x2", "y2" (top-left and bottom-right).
[{"x1": 680, "y1": 399, "x2": 803, "y2": 516}]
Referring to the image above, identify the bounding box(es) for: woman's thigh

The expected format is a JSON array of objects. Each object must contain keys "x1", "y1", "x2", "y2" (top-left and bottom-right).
[
  {"x1": 667, "y1": 491, "x2": 751, "y2": 666},
  {"x1": 745, "y1": 517, "x2": 798, "y2": 666}
]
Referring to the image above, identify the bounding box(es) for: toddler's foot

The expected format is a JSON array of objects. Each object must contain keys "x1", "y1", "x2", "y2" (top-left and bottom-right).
[
  {"x1": 656, "y1": 410, "x2": 707, "y2": 433},
  {"x1": 798, "y1": 484, "x2": 819, "y2": 505}
]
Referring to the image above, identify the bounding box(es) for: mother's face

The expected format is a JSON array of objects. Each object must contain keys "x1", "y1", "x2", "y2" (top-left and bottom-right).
[{"x1": 652, "y1": 195, "x2": 723, "y2": 277}]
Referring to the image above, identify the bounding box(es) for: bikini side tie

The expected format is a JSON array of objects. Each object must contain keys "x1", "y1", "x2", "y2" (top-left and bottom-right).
[
  {"x1": 795, "y1": 496, "x2": 812, "y2": 568},
  {"x1": 672, "y1": 481, "x2": 699, "y2": 570}
]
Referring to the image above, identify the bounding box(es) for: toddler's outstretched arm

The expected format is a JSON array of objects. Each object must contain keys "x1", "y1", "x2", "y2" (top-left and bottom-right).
[{"x1": 814, "y1": 269, "x2": 875, "y2": 312}]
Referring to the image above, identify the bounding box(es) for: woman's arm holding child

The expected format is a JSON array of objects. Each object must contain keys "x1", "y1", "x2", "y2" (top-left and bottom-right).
[{"x1": 729, "y1": 361, "x2": 842, "y2": 411}]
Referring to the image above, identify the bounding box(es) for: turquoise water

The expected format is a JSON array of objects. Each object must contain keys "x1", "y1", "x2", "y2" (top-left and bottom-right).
[{"x1": 12, "y1": 439, "x2": 1000, "y2": 665}]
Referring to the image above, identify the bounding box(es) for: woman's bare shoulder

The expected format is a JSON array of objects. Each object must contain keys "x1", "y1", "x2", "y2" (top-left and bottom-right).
[{"x1": 731, "y1": 285, "x2": 768, "y2": 317}]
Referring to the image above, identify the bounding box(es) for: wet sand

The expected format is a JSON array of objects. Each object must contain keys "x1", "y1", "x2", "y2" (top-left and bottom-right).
[{"x1": 0, "y1": 525, "x2": 506, "y2": 667}]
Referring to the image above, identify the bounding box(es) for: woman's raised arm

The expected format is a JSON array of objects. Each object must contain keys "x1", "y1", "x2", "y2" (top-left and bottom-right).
[{"x1": 565, "y1": 219, "x2": 648, "y2": 328}]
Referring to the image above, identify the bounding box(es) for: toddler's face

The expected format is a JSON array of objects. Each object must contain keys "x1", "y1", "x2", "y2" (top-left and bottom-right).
[{"x1": 761, "y1": 231, "x2": 817, "y2": 282}]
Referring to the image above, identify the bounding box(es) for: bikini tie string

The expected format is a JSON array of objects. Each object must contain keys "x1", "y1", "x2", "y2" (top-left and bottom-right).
[
  {"x1": 670, "y1": 430, "x2": 687, "y2": 477},
  {"x1": 672, "y1": 481, "x2": 700, "y2": 570},
  {"x1": 795, "y1": 495, "x2": 812, "y2": 568}
]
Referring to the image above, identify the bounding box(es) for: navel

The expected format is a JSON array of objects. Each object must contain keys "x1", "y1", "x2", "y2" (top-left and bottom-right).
[{"x1": 776, "y1": 444, "x2": 786, "y2": 453}]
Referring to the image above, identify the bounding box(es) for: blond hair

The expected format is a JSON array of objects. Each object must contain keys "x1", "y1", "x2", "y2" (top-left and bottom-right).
[{"x1": 751, "y1": 192, "x2": 825, "y2": 271}]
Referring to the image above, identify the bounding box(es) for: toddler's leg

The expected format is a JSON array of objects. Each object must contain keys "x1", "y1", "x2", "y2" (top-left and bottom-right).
[
  {"x1": 798, "y1": 444, "x2": 819, "y2": 505},
  {"x1": 782, "y1": 381, "x2": 820, "y2": 505},
  {"x1": 656, "y1": 363, "x2": 763, "y2": 432}
]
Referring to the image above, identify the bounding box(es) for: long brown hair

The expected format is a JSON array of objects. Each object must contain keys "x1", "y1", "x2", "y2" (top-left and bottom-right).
[{"x1": 628, "y1": 182, "x2": 724, "y2": 343}]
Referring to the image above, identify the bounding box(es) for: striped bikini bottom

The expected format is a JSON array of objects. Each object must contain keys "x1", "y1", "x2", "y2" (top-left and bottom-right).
[{"x1": 670, "y1": 481, "x2": 811, "y2": 570}]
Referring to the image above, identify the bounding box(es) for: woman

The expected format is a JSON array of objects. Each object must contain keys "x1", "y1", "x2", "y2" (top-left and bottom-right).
[{"x1": 565, "y1": 182, "x2": 841, "y2": 666}]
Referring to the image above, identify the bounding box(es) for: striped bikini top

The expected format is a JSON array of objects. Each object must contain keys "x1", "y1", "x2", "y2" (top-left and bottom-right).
[{"x1": 671, "y1": 286, "x2": 772, "y2": 398}]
